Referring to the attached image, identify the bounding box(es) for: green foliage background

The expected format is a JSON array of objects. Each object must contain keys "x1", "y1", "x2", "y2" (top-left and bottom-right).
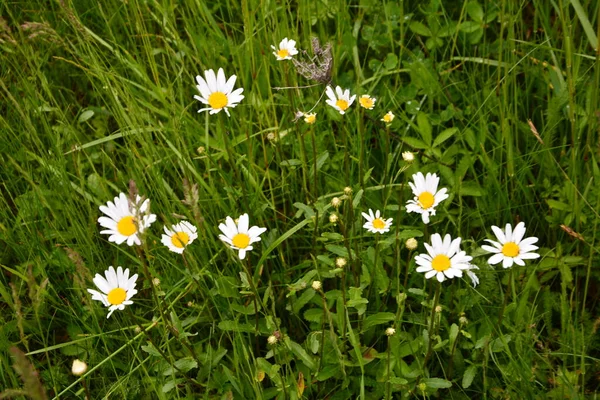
[{"x1": 1, "y1": 0, "x2": 599, "y2": 398}]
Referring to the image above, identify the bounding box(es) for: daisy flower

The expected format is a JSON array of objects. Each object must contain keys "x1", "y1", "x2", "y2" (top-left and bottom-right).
[
  {"x1": 218, "y1": 213, "x2": 267, "y2": 260},
  {"x1": 465, "y1": 265, "x2": 480, "y2": 287},
  {"x1": 303, "y1": 112, "x2": 317, "y2": 124},
  {"x1": 271, "y1": 38, "x2": 298, "y2": 61},
  {"x1": 361, "y1": 209, "x2": 393, "y2": 234},
  {"x1": 415, "y1": 234, "x2": 472, "y2": 283},
  {"x1": 98, "y1": 193, "x2": 157, "y2": 246},
  {"x1": 481, "y1": 222, "x2": 540, "y2": 268},
  {"x1": 359, "y1": 94, "x2": 376, "y2": 110},
  {"x1": 381, "y1": 111, "x2": 395, "y2": 123},
  {"x1": 194, "y1": 68, "x2": 244, "y2": 117},
  {"x1": 406, "y1": 172, "x2": 449, "y2": 224},
  {"x1": 87, "y1": 266, "x2": 138, "y2": 318},
  {"x1": 325, "y1": 85, "x2": 356, "y2": 115},
  {"x1": 161, "y1": 221, "x2": 198, "y2": 254}
]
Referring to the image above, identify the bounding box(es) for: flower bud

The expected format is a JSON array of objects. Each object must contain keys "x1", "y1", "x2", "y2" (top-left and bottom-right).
[
  {"x1": 71, "y1": 359, "x2": 87, "y2": 376},
  {"x1": 312, "y1": 281, "x2": 322, "y2": 291},
  {"x1": 405, "y1": 238, "x2": 418, "y2": 250}
]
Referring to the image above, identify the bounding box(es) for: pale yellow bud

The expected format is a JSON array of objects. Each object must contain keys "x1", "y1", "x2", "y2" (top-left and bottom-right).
[
  {"x1": 405, "y1": 238, "x2": 418, "y2": 250},
  {"x1": 312, "y1": 281, "x2": 322, "y2": 291},
  {"x1": 71, "y1": 359, "x2": 88, "y2": 376},
  {"x1": 385, "y1": 327, "x2": 396, "y2": 336}
]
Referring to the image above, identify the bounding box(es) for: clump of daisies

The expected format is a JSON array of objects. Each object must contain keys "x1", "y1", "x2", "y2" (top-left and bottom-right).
[
  {"x1": 98, "y1": 192, "x2": 157, "y2": 246},
  {"x1": 194, "y1": 68, "x2": 244, "y2": 116},
  {"x1": 325, "y1": 85, "x2": 356, "y2": 115},
  {"x1": 361, "y1": 209, "x2": 393, "y2": 234},
  {"x1": 161, "y1": 221, "x2": 198, "y2": 254},
  {"x1": 406, "y1": 172, "x2": 449, "y2": 224},
  {"x1": 415, "y1": 234, "x2": 472, "y2": 283},
  {"x1": 218, "y1": 213, "x2": 267, "y2": 260},
  {"x1": 87, "y1": 266, "x2": 138, "y2": 318},
  {"x1": 482, "y1": 222, "x2": 540, "y2": 268},
  {"x1": 271, "y1": 38, "x2": 298, "y2": 61}
]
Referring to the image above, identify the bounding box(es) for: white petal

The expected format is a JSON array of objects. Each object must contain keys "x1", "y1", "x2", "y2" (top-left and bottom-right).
[
  {"x1": 502, "y1": 257, "x2": 514, "y2": 269},
  {"x1": 490, "y1": 225, "x2": 506, "y2": 243},
  {"x1": 512, "y1": 222, "x2": 526, "y2": 244},
  {"x1": 481, "y1": 245, "x2": 500, "y2": 253},
  {"x1": 488, "y1": 253, "x2": 505, "y2": 265},
  {"x1": 519, "y1": 252, "x2": 540, "y2": 260},
  {"x1": 425, "y1": 270, "x2": 437, "y2": 279},
  {"x1": 237, "y1": 214, "x2": 249, "y2": 234}
]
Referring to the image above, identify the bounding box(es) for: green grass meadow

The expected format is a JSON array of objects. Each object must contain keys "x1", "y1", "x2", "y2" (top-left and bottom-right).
[{"x1": 1, "y1": 0, "x2": 600, "y2": 398}]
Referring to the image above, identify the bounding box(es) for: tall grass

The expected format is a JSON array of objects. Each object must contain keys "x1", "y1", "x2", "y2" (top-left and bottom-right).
[{"x1": 1, "y1": 0, "x2": 599, "y2": 398}]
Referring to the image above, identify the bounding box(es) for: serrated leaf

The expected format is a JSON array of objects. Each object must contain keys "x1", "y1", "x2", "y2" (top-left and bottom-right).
[
  {"x1": 462, "y1": 365, "x2": 477, "y2": 388},
  {"x1": 417, "y1": 113, "x2": 432, "y2": 146},
  {"x1": 433, "y1": 127, "x2": 458, "y2": 147},
  {"x1": 423, "y1": 377, "x2": 452, "y2": 389},
  {"x1": 304, "y1": 308, "x2": 323, "y2": 324},
  {"x1": 141, "y1": 343, "x2": 161, "y2": 357},
  {"x1": 362, "y1": 312, "x2": 395, "y2": 332}
]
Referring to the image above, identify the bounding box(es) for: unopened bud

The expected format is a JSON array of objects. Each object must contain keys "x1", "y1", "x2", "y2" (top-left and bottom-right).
[
  {"x1": 343, "y1": 187, "x2": 353, "y2": 196},
  {"x1": 267, "y1": 335, "x2": 278, "y2": 345},
  {"x1": 385, "y1": 327, "x2": 396, "y2": 336},
  {"x1": 329, "y1": 213, "x2": 339, "y2": 224},
  {"x1": 71, "y1": 359, "x2": 88, "y2": 376},
  {"x1": 335, "y1": 257, "x2": 347, "y2": 268},
  {"x1": 405, "y1": 238, "x2": 418, "y2": 250},
  {"x1": 402, "y1": 151, "x2": 414, "y2": 162},
  {"x1": 312, "y1": 281, "x2": 322, "y2": 291},
  {"x1": 331, "y1": 197, "x2": 342, "y2": 208}
]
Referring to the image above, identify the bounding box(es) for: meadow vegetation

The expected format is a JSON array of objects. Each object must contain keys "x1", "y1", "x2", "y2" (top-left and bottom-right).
[{"x1": 1, "y1": 0, "x2": 599, "y2": 398}]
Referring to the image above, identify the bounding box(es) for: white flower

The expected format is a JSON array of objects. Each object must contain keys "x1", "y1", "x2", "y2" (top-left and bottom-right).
[
  {"x1": 381, "y1": 111, "x2": 395, "y2": 123},
  {"x1": 98, "y1": 193, "x2": 157, "y2": 246},
  {"x1": 312, "y1": 281, "x2": 322, "y2": 291},
  {"x1": 385, "y1": 327, "x2": 396, "y2": 336},
  {"x1": 267, "y1": 335, "x2": 278, "y2": 345},
  {"x1": 303, "y1": 112, "x2": 317, "y2": 124},
  {"x1": 325, "y1": 85, "x2": 356, "y2": 114},
  {"x1": 218, "y1": 213, "x2": 267, "y2": 260},
  {"x1": 466, "y1": 265, "x2": 480, "y2": 287},
  {"x1": 161, "y1": 221, "x2": 198, "y2": 254},
  {"x1": 71, "y1": 359, "x2": 87, "y2": 376},
  {"x1": 335, "y1": 257, "x2": 347, "y2": 268},
  {"x1": 406, "y1": 172, "x2": 449, "y2": 224},
  {"x1": 481, "y1": 222, "x2": 540, "y2": 268},
  {"x1": 271, "y1": 38, "x2": 298, "y2": 60},
  {"x1": 359, "y1": 94, "x2": 376, "y2": 110},
  {"x1": 361, "y1": 209, "x2": 393, "y2": 234},
  {"x1": 415, "y1": 234, "x2": 472, "y2": 283},
  {"x1": 87, "y1": 266, "x2": 138, "y2": 318},
  {"x1": 402, "y1": 151, "x2": 414, "y2": 162},
  {"x1": 194, "y1": 68, "x2": 244, "y2": 117}
]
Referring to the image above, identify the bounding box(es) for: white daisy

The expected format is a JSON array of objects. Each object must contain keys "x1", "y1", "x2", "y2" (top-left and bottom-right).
[
  {"x1": 415, "y1": 234, "x2": 472, "y2": 283},
  {"x1": 325, "y1": 85, "x2": 356, "y2": 115},
  {"x1": 98, "y1": 193, "x2": 157, "y2": 246},
  {"x1": 87, "y1": 266, "x2": 138, "y2": 318},
  {"x1": 271, "y1": 38, "x2": 298, "y2": 61},
  {"x1": 406, "y1": 172, "x2": 449, "y2": 224},
  {"x1": 361, "y1": 209, "x2": 393, "y2": 234},
  {"x1": 161, "y1": 221, "x2": 198, "y2": 254},
  {"x1": 481, "y1": 222, "x2": 540, "y2": 268},
  {"x1": 194, "y1": 68, "x2": 244, "y2": 117},
  {"x1": 358, "y1": 94, "x2": 376, "y2": 110},
  {"x1": 466, "y1": 265, "x2": 480, "y2": 287},
  {"x1": 218, "y1": 213, "x2": 267, "y2": 260},
  {"x1": 381, "y1": 111, "x2": 395, "y2": 123}
]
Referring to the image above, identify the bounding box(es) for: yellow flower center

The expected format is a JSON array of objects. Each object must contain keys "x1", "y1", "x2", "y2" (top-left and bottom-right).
[
  {"x1": 336, "y1": 99, "x2": 349, "y2": 111},
  {"x1": 305, "y1": 114, "x2": 316, "y2": 124},
  {"x1": 117, "y1": 216, "x2": 137, "y2": 236},
  {"x1": 431, "y1": 255, "x2": 451, "y2": 272},
  {"x1": 232, "y1": 233, "x2": 250, "y2": 249},
  {"x1": 277, "y1": 49, "x2": 289, "y2": 59},
  {"x1": 383, "y1": 113, "x2": 393, "y2": 122},
  {"x1": 107, "y1": 287, "x2": 127, "y2": 305},
  {"x1": 372, "y1": 218, "x2": 386, "y2": 230},
  {"x1": 359, "y1": 97, "x2": 374, "y2": 109},
  {"x1": 418, "y1": 192, "x2": 435, "y2": 209},
  {"x1": 208, "y1": 92, "x2": 228, "y2": 109},
  {"x1": 171, "y1": 232, "x2": 190, "y2": 248},
  {"x1": 501, "y1": 242, "x2": 520, "y2": 257}
]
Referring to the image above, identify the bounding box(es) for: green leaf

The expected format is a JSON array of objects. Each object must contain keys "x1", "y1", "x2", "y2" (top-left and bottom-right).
[
  {"x1": 218, "y1": 320, "x2": 255, "y2": 333},
  {"x1": 280, "y1": 159, "x2": 302, "y2": 167},
  {"x1": 389, "y1": 377, "x2": 409, "y2": 385},
  {"x1": 402, "y1": 137, "x2": 428, "y2": 150},
  {"x1": 449, "y1": 323, "x2": 459, "y2": 349},
  {"x1": 304, "y1": 308, "x2": 323, "y2": 324},
  {"x1": 292, "y1": 289, "x2": 316, "y2": 314},
  {"x1": 78, "y1": 109, "x2": 95, "y2": 123},
  {"x1": 362, "y1": 312, "x2": 395, "y2": 332},
  {"x1": 162, "y1": 358, "x2": 198, "y2": 375},
  {"x1": 326, "y1": 244, "x2": 352, "y2": 258},
  {"x1": 423, "y1": 377, "x2": 452, "y2": 389},
  {"x1": 286, "y1": 340, "x2": 316, "y2": 370},
  {"x1": 141, "y1": 343, "x2": 161, "y2": 357},
  {"x1": 214, "y1": 276, "x2": 239, "y2": 298},
  {"x1": 460, "y1": 21, "x2": 480, "y2": 33},
  {"x1": 546, "y1": 199, "x2": 570, "y2": 211},
  {"x1": 466, "y1": 1, "x2": 484, "y2": 22},
  {"x1": 462, "y1": 365, "x2": 477, "y2": 388},
  {"x1": 433, "y1": 127, "x2": 458, "y2": 148},
  {"x1": 397, "y1": 229, "x2": 424, "y2": 240},
  {"x1": 459, "y1": 181, "x2": 484, "y2": 196},
  {"x1": 409, "y1": 21, "x2": 432, "y2": 36},
  {"x1": 417, "y1": 112, "x2": 432, "y2": 146},
  {"x1": 321, "y1": 232, "x2": 344, "y2": 241},
  {"x1": 384, "y1": 53, "x2": 398, "y2": 69}
]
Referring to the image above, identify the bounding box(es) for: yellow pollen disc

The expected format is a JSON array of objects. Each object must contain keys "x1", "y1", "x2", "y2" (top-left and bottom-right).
[
  {"x1": 208, "y1": 92, "x2": 228, "y2": 109},
  {"x1": 232, "y1": 233, "x2": 250, "y2": 249},
  {"x1": 360, "y1": 97, "x2": 373, "y2": 109},
  {"x1": 418, "y1": 192, "x2": 435, "y2": 209},
  {"x1": 431, "y1": 255, "x2": 451, "y2": 272},
  {"x1": 336, "y1": 99, "x2": 349, "y2": 111},
  {"x1": 501, "y1": 242, "x2": 520, "y2": 257},
  {"x1": 117, "y1": 216, "x2": 137, "y2": 236},
  {"x1": 277, "y1": 49, "x2": 289, "y2": 59},
  {"x1": 372, "y1": 218, "x2": 386, "y2": 230},
  {"x1": 171, "y1": 232, "x2": 190, "y2": 248},
  {"x1": 305, "y1": 115, "x2": 316, "y2": 124},
  {"x1": 383, "y1": 114, "x2": 393, "y2": 122},
  {"x1": 107, "y1": 287, "x2": 127, "y2": 305}
]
